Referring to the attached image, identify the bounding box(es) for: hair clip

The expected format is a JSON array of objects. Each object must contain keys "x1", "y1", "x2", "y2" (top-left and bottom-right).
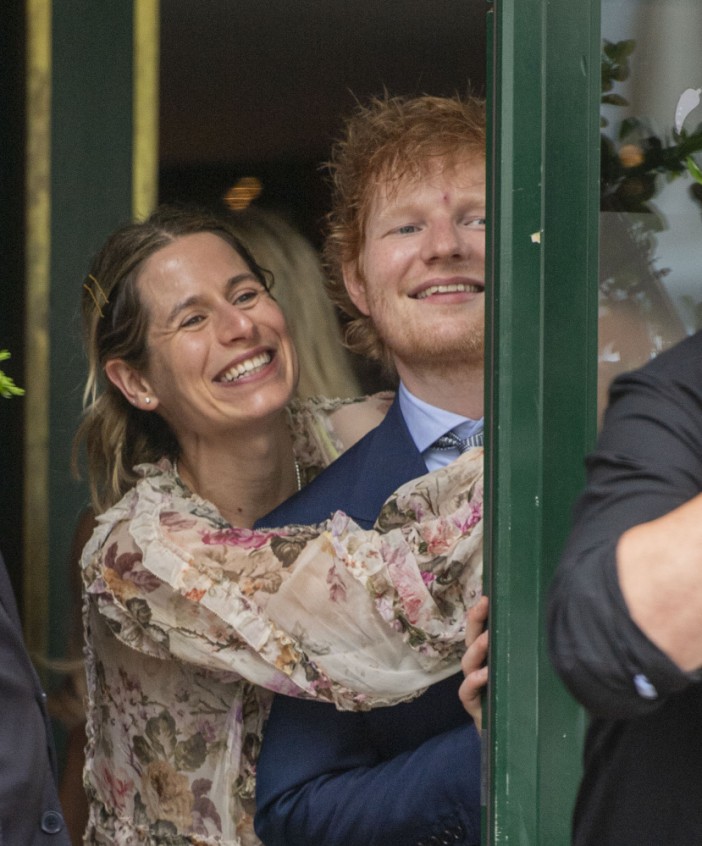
[{"x1": 83, "y1": 274, "x2": 109, "y2": 318}]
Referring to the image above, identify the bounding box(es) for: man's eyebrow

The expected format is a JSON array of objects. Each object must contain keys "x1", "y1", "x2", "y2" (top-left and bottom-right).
[{"x1": 164, "y1": 273, "x2": 260, "y2": 325}]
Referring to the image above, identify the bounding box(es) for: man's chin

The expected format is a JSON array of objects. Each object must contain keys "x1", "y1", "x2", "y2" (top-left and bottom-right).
[
  {"x1": 396, "y1": 338, "x2": 485, "y2": 375},
  {"x1": 430, "y1": 328, "x2": 485, "y2": 365}
]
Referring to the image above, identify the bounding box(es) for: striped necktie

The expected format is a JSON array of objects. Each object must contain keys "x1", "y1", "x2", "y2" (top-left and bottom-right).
[{"x1": 432, "y1": 428, "x2": 484, "y2": 453}]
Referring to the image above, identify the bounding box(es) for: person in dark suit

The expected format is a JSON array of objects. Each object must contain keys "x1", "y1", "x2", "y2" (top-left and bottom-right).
[
  {"x1": 548, "y1": 329, "x2": 702, "y2": 845},
  {"x1": 254, "y1": 94, "x2": 487, "y2": 846},
  {"x1": 0, "y1": 551, "x2": 70, "y2": 844}
]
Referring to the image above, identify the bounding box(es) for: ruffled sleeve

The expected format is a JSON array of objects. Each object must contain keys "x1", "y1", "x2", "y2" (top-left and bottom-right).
[{"x1": 82, "y1": 447, "x2": 483, "y2": 711}]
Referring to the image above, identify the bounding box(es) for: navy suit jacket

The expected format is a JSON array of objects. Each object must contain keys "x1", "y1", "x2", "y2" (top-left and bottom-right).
[
  {"x1": 254, "y1": 397, "x2": 481, "y2": 846},
  {"x1": 0, "y1": 554, "x2": 69, "y2": 844}
]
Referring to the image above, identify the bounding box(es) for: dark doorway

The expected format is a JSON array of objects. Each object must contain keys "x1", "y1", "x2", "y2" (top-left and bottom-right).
[{"x1": 159, "y1": 0, "x2": 487, "y2": 244}]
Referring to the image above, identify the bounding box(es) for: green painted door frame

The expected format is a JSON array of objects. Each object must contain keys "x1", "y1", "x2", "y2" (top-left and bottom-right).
[
  {"x1": 24, "y1": 0, "x2": 158, "y2": 660},
  {"x1": 484, "y1": 0, "x2": 600, "y2": 842}
]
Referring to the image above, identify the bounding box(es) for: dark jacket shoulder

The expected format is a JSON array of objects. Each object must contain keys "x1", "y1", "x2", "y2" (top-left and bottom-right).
[{"x1": 259, "y1": 396, "x2": 427, "y2": 529}]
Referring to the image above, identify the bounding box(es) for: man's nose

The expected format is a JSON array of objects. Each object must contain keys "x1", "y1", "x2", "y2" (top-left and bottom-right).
[{"x1": 421, "y1": 220, "x2": 467, "y2": 262}]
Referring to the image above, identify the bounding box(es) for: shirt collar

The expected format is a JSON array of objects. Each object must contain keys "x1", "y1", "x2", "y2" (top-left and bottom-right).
[{"x1": 397, "y1": 382, "x2": 483, "y2": 453}]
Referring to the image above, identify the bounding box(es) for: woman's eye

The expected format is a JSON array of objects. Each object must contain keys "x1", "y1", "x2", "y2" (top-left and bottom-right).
[
  {"x1": 395, "y1": 224, "x2": 419, "y2": 235},
  {"x1": 463, "y1": 217, "x2": 487, "y2": 229},
  {"x1": 232, "y1": 288, "x2": 263, "y2": 307},
  {"x1": 180, "y1": 314, "x2": 205, "y2": 329}
]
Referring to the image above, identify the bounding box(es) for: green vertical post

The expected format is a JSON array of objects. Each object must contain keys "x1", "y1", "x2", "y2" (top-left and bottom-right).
[
  {"x1": 46, "y1": 2, "x2": 134, "y2": 657},
  {"x1": 484, "y1": 0, "x2": 600, "y2": 842},
  {"x1": 23, "y1": 1, "x2": 158, "y2": 661}
]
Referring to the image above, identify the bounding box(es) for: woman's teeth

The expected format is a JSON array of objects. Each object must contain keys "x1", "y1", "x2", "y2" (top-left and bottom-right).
[{"x1": 219, "y1": 352, "x2": 271, "y2": 382}]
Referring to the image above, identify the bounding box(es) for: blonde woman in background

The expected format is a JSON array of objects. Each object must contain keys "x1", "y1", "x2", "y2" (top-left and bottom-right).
[{"x1": 225, "y1": 206, "x2": 362, "y2": 400}]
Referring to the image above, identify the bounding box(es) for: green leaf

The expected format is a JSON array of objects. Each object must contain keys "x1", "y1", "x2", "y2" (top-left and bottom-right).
[
  {"x1": 618, "y1": 117, "x2": 643, "y2": 140},
  {"x1": 174, "y1": 732, "x2": 208, "y2": 771},
  {"x1": 602, "y1": 93, "x2": 629, "y2": 108},
  {"x1": 605, "y1": 38, "x2": 636, "y2": 61},
  {"x1": 686, "y1": 156, "x2": 702, "y2": 185},
  {"x1": 133, "y1": 735, "x2": 155, "y2": 766},
  {"x1": 0, "y1": 350, "x2": 24, "y2": 399},
  {"x1": 0, "y1": 377, "x2": 25, "y2": 399},
  {"x1": 145, "y1": 710, "x2": 177, "y2": 758}
]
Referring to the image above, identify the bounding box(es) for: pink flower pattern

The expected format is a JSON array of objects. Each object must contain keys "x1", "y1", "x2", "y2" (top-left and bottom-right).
[{"x1": 81, "y1": 397, "x2": 484, "y2": 845}]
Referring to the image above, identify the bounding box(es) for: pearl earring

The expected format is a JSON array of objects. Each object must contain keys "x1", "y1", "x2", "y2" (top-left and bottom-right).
[{"x1": 144, "y1": 397, "x2": 151, "y2": 405}]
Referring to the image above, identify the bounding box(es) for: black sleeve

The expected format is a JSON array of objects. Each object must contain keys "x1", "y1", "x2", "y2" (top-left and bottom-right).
[{"x1": 548, "y1": 338, "x2": 702, "y2": 719}]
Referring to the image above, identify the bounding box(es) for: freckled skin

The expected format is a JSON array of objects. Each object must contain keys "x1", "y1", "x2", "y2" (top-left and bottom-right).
[{"x1": 345, "y1": 157, "x2": 486, "y2": 396}]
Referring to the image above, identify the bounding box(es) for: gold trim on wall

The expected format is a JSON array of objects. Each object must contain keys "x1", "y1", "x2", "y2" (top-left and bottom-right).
[
  {"x1": 133, "y1": 0, "x2": 160, "y2": 219},
  {"x1": 23, "y1": 0, "x2": 52, "y2": 655},
  {"x1": 22, "y1": 1, "x2": 160, "y2": 654}
]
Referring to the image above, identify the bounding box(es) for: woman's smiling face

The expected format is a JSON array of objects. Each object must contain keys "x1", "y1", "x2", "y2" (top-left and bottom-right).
[{"x1": 135, "y1": 231, "x2": 298, "y2": 441}]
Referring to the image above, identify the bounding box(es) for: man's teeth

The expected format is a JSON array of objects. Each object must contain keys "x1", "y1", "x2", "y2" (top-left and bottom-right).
[
  {"x1": 219, "y1": 352, "x2": 271, "y2": 382},
  {"x1": 416, "y1": 283, "x2": 480, "y2": 299}
]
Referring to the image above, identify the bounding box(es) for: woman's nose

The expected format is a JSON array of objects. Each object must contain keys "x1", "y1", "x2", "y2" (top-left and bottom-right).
[{"x1": 217, "y1": 302, "x2": 256, "y2": 342}]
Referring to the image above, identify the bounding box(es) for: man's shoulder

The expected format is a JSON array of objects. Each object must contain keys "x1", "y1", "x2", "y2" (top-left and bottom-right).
[
  {"x1": 282, "y1": 434, "x2": 375, "y2": 519},
  {"x1": 640, "y1": 330, "x2": 702, "y2": 380},
  {"x1": 609, "y1": 330, "x2": 702, "y2": 413}
]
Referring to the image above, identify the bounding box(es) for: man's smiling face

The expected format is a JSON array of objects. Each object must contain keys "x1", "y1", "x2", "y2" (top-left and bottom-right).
[{"x1": 343, "y1": 155, "x2": 486, "y2": 387}]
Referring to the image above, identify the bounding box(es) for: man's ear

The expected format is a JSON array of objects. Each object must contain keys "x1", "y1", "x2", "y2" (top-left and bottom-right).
[
  {"x1": 342, "y1": 261, "x2": 371, "y2": 316},
  {"x1": 104, "y1": 359, "x2": 159, "y2": 411}
]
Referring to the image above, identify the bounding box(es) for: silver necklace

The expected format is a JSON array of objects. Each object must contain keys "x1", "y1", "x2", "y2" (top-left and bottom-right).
[{"x1": 175, "y1": 457, "x2": 302, "y2": 493}]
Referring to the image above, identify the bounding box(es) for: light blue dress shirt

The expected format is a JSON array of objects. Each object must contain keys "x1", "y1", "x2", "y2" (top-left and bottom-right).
[{"x1": 397, "y1": 382, "x2": 484, "y2": 472}]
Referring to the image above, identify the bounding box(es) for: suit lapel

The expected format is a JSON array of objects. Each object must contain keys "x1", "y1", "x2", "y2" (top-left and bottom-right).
[
  {"x1": 257, "y1": 396, "x2": 429, "y2": 529},
  {"x1": 341, "y1": 396, "x2": 428, "y2": 526}
]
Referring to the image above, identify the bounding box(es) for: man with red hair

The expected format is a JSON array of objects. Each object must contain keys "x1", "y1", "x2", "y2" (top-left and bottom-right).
[{"x1": 255, "y1": 93, "x2": 486, "y2": 846}]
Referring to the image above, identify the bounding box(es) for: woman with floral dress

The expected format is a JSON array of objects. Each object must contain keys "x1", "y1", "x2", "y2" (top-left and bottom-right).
[{"x1": 76, "y1": 205, "x2": 483, "y2": 845}]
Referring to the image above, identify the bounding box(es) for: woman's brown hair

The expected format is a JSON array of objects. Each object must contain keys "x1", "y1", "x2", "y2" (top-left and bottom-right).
[{"x1": 73, "y1": 204, "x2": 270, "y2": 513}]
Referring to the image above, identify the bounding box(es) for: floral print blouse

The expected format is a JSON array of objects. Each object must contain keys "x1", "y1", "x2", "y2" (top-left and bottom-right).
[{"x1": 81, "y1": 396, "x2": 484, "y2": 845}]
